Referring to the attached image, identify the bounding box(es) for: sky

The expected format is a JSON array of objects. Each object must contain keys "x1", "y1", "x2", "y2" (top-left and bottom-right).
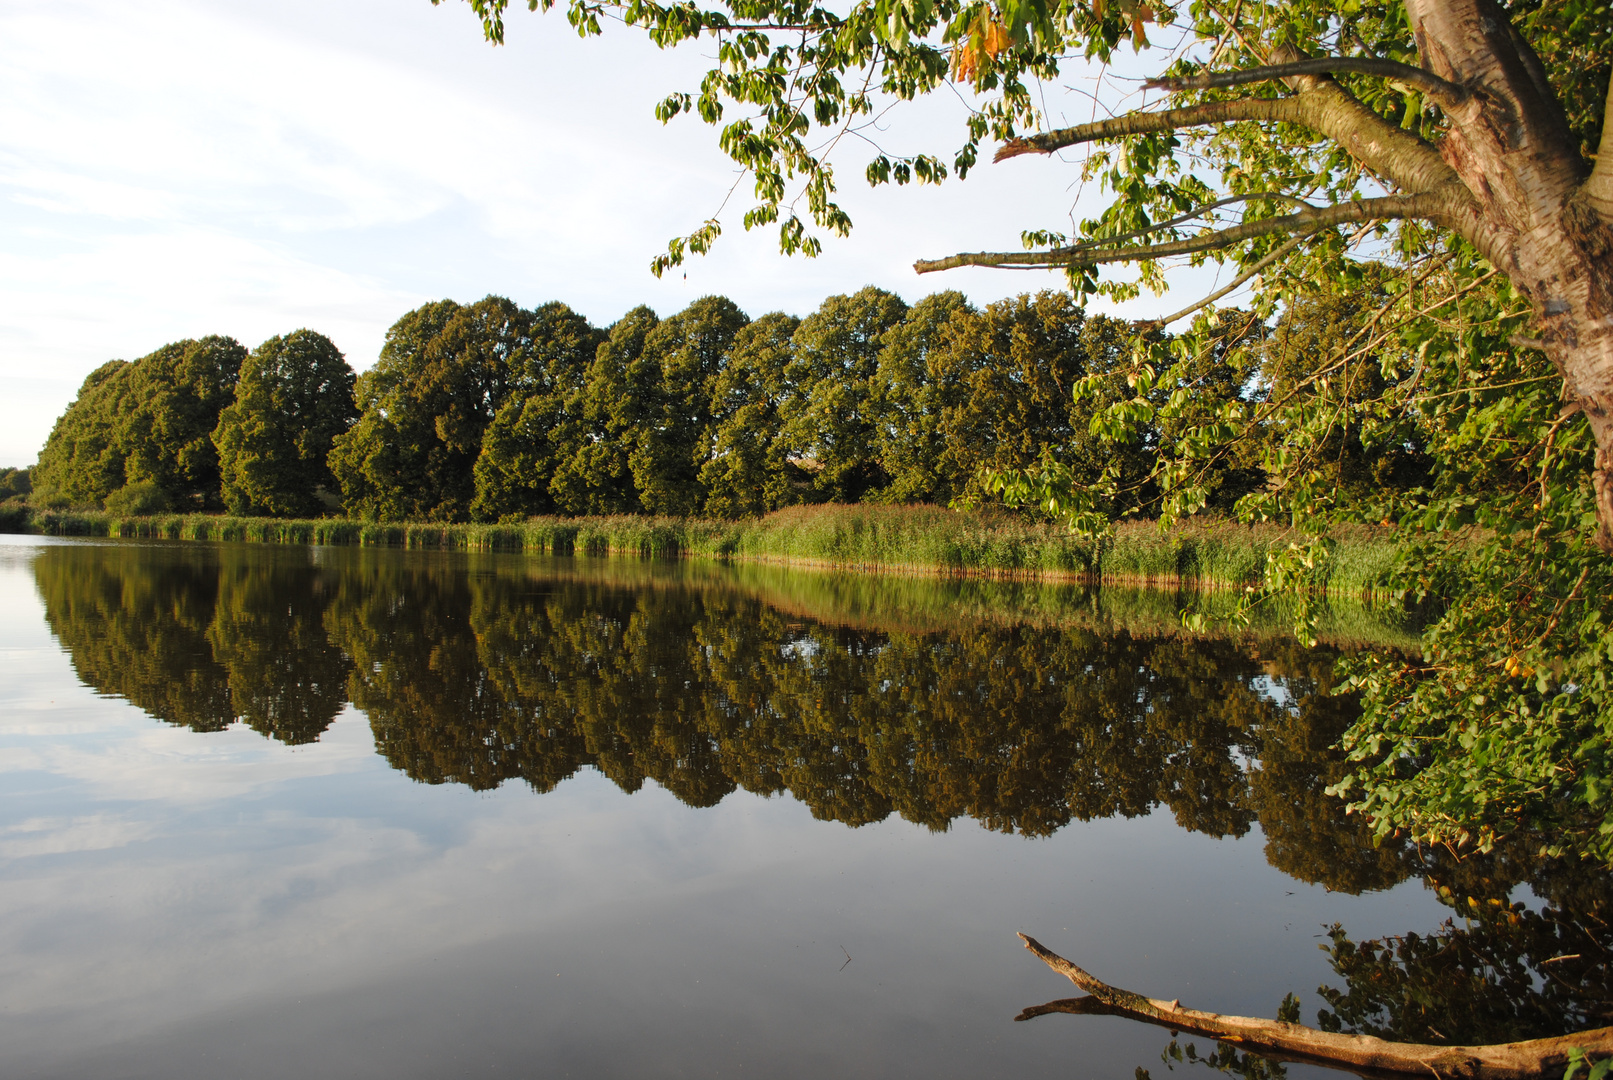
[{"x1": 0, "y1": 0, "x2": 1219, "y2": 469}]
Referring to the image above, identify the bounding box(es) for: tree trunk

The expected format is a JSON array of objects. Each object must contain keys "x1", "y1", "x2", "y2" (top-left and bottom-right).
[
  {"x1": 1405, "y1": 0, "x2": 1613, "y2": 550},
  {"x1": 1017, "y1": 934, "x2": 1613, "y2": 1079}
]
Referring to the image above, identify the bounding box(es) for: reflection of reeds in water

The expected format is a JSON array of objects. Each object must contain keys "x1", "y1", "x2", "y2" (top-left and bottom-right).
[
  {"x1": 300, "y1": 546, "x2": 1419, "y2": 650},
  {"x1": 24, "y1": 503, "x2": 1400, "y2": 601}
]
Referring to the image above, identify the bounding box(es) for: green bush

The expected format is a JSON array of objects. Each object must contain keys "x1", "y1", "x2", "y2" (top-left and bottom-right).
[{"x1": 104, "y1": 481, "x2": 171, "y2": 516}]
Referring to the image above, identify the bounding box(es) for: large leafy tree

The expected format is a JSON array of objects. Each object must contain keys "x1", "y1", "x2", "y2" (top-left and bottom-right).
[
  {"x1": 870, "y1": 290, "x2": 973, "y2": 505},
  {"x1": 35, "y1": 337, "x2": 246, "y2": 511},
  {"x1": 114, "y1": 337, "x2": 247, "y2": 510},
  {"x1": 214, "y1": 330, "x2": 357, "y2": 517},
  {"x1": 931, "y1": 292, "x2": 1153, "y2": 510},
  {"x1": 32, "y1": 361, "x2": 129, "y2": 507},
  {"x1": 782, "y1": 286, "x2": 909, "y2": 503},
  {"x1": 471, "y1": 301, "x2": 606, "y2": 520},
  {"x1": 550, "y1": 305, "x2": 662, "y2": 515},
  {"x1": 330, "y1": 297, "x2": 526, "y2": 521},
  {"x1": 631, "y1": 295, "x2": 751, "y2": 515},
  {"x1": 701, "y1": 311, "x2": 807, "y2": 516},
  {"x1": 439, "y1": 0, "x2": 1613, "y2": 862}
]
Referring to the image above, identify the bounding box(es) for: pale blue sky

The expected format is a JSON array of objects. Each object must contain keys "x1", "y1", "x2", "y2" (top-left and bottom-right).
[{"x1": 0, "y1": 0, "x2": 1219, "y2": 468}]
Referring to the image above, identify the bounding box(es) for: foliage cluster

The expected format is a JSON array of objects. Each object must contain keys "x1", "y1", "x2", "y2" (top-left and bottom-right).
[
  {"x1": 33, "y1": 286, "x2": 1369, "y2": 527},
  {"x1": 324, "y1": 288, "x2": 1201, "y2": 522},
  {"x1": 0, "y1": 467, "x2": 29, "y2": 502},
  {"x1": 32, "y1": 331, "x2": 355, "y2": 518}
]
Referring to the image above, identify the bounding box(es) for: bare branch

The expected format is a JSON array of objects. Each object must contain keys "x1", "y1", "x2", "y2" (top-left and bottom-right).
[
  {"x1": 994, "y1": 98, "x2": 1301, "y2": 161},
  {"x1": 1146, "y1": 56, "x2": 1468, "y2": 105},
  {"x1": 1016, "y1": 934, "x2": 1613, "y2": 1080},
  {"x1": 1147, "y1": 234, "x2": 1309, "y2": 327},
  {"x1": 913, "y1": 192, "x2": 1443, "y2": 274},
  {"x1": 1082, "y1": 193, "x2": 1314, "y2": 251}
]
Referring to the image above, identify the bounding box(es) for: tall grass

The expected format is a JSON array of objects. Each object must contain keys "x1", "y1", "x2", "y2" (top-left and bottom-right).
[{"x1": 16, "y1": 503, "x2": 1399, "y2": 597}]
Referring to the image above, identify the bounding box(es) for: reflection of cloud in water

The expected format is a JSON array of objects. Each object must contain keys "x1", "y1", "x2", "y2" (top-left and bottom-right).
[
  {"x1": 0, "y1": 814, "x2": 156, "y2": 858},
  {"x1": 0, "y1": 726, "x2": 1448, "y2": 1079}
]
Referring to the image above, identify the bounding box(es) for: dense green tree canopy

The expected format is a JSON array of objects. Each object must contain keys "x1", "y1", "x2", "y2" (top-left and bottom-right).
[
  {"x1": 701, "y1": 311, "x2": 807, "y2": 516},
  {"x1": 933, "y1": 292, "x2": 1151, "y2": 511},
  {"x1": 632, "y1": 295, "x2": 751, "y2": 514},
  {"x1": 0, "y1": 467, "x2": 30, "y2": 501},
  {"x1": 330, "y1": 297, "x2": 525, "y2": 521},
  {"x1": 214, "y1": 330, "x2": 357, "y2": 517},
  {"x1": 34, "y1": 337, "x2": 246, "y2": 511},
  {"x1": 869, "y1": 290, "x2": 972, "y2": 505},
  {"x1": 782, "y1": 286, "x2": 909, "y2": 503},
  {"x1": 549, "y1": 304, "x2": 661, "y2": 515},
  {"x1": 471, "y1": 301, "x2": 606, "y2": 520}
]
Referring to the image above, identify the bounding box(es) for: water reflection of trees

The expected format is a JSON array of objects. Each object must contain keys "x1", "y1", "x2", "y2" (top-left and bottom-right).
[
  {"x1": 35, "y1": 545, "x2": 1612, "y2": 1054},
  {"x1": 35, "y1": 544, "x2": 349, "y2": 744},
  {"x1": 313, "y1": 553, "x2": 1408, "y2": 885},
  {"x1": 37, "y1": 544, "x2": 1408, "y2": 884}
]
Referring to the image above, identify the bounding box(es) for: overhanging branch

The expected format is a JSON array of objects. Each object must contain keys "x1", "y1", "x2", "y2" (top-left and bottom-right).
[
  {"x1": 1146, "y1": 56, "x2": 1468, "y2": 105},
  {"x1": 913, "y1": 192, "x2": 1443, "y2": 274},
  {"x1": 995, "y1": 76, "x2": 1456, "y2": 196},
  {"x1": 1081, "y1": 193, "x2": 1314, "y2": 251},
  {"x1": 1146, "y1": 234, "x2": 1309, "y2": 327},
  {"x1": 995, "y1": 98, "x2": 1301, "y2": 161}
]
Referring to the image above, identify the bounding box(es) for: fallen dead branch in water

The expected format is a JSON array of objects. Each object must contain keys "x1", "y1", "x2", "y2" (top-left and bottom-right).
[{"x1": 1015, "y1": 933, "x2": 1613, "y2": 1079}]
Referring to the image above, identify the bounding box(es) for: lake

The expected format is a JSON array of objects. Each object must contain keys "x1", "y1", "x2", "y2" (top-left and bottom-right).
[{"x1": 0, "y1": 535, "x2": 1602, "y2": 1079}]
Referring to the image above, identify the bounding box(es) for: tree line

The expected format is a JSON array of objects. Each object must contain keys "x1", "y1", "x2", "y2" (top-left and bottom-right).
[{"x1": 30, "y1": 285, "x2": 1423, "y2": 523}]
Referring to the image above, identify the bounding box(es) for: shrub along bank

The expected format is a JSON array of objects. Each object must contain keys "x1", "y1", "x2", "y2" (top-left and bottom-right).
[{"x1": 17, "y1": 503, "x2": 1397, "y2": 598}]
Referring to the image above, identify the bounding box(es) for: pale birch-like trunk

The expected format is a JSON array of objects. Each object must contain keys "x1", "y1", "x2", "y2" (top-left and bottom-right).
[{"x1": 1407, "y1": 0, "x2": 1613, "y2": 550}]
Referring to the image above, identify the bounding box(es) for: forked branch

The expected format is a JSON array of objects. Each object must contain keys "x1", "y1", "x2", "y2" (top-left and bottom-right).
[
  {"x1": 913, "y1": 192, "x2": 1443, "y2": 274},
  {"x1": 996, "y1": 54, "x2": 1457, "y2": 197},
  {"x1": 1016, "y1": 933, "x2": 1613, "y2": 1080},
  {"x1": 1145, "y1": 56, "x2": 1469, "y2": 105}
]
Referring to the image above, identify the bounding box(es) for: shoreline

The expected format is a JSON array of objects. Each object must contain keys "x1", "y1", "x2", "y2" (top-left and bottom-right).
[{"x1": 6, "y1": 504, "x2": 1402, "y2": 600}]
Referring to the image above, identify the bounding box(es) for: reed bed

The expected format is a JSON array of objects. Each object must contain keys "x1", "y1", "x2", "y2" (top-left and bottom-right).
[{"x1": 16, "y1": 504, "x2": 1398, "y2": 597}]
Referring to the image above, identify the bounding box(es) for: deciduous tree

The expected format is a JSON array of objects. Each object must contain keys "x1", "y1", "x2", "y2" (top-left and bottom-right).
[
  {"x1": 330, "y1": 297, "x2": 525, "y2": 521},
  {"x1": 472, "y1": 302, "x2": 605, "y2": 520},
  {"x1": 35, "y1": 337, "x2": 246, "y2": 511},
  {"x1": 701, "y1": 312, "x2": 806, "y2": 516},
  {"x1": 214, "y1": 330, "x2": 357, "y2": 517},
  {"x1": 550, "y1": 306, "x2": 660, "y2": 515},
  {"x1": 631, "y1": 295, "x2": 750, "y2": 515},
  {"x1": 782, "y1": 286, "x2": 908, "y2": 503}
]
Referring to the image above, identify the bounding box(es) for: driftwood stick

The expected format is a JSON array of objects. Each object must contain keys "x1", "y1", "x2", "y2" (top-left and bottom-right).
[
  {"x1": 1015, "y1": 997, "x2": 1428, "y2": 1080},
  {"x1": 1017, "y1": 933, "x2": 1613, "y2": 1080}
]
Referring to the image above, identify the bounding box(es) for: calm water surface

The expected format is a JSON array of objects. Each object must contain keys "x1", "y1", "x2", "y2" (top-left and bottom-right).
[{"x1": 0, "y1": 535, "x2": 1603, "y2": 1079}]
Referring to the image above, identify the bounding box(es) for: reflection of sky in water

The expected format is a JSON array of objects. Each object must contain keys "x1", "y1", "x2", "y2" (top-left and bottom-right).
[{"x1": 0, "y1": 536, "x2": 1454, "y2": 1079}]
